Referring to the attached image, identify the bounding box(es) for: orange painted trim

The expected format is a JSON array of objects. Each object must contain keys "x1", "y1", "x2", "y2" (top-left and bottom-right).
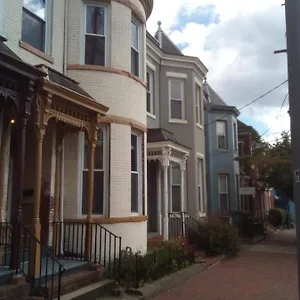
[
  {"x1": 67, "y1": 64, "x2": 147, "y2": 88},
  {"x1": 101, "y1": 115, "x2": 147, "y2": 132},
  {"x1": 64, "y1": 216, "x2": 148, "y2": 224},
  {"x1": 19, "y1": 41, "x2": 54, "y2": 64}
]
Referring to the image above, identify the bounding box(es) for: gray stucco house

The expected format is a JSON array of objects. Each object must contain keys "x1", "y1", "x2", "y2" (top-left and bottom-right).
[
  {"x1": 204, "y1": 81, "x2": 240, "y2": 215},
  {"x1": 146, "y1": 23, "x2": 208, "y2": 240}
]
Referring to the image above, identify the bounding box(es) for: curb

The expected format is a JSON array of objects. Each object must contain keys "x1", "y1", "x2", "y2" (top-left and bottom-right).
[{"x1": 126, "y1": 255, "x2": 226, "y2": 300}]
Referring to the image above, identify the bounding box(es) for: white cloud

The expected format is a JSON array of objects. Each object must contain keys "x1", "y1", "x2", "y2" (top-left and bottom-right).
[{"x1": 147, "y1": 0, "x2": 289, "y2": 142}]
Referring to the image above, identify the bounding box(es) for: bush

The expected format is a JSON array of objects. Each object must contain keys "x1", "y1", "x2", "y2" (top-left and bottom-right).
[
  {"x1": 268, "y1": 208, "x2": 286, "y2": 228},
  {"x1": 117, "y1": 241, "x2": 195, "y2": 288},
  {"x1": 187, "y1": 218, "x2": 240, "y2": 257}
]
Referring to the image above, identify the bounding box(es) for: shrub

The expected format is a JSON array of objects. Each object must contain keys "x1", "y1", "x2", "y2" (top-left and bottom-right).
[
  {"x1": 187, "y1": 218, "x2": 240, "y2": 257},
  {"x1": 117, "y1": 241, "x2": 195, "y2": 288},
  {"x1": 268, "y1": 208, "x2": 286, "y2": 228}
]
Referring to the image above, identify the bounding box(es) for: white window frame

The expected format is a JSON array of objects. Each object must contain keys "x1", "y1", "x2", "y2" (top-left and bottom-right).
[
  {"x1": 216, "y1": 120, "x2": 227, "y2": 150},
  {"x1": 197, "y1": 157, "x2": 205, "y2": 212},
  {"x1": 195, "y1": 84, "x2": 203, "y2": 128},
  {"x1": 21, "y1": 0, "x2": 52, "y2": 54},
  {"x1": 146, "y1": 68, "x2": 155, "y2": 118},
  {"x1": 170, "y1": 163, "x2": 181, "y2": 213},
  {"x1": 131, "y1": 17, "x2": 140, "y2": 77},
  {"x1": 218, "y1": 174, "x2": 229, "y2": 212},
  {"x1": 131, "y1": 130, "x2": 142, "y2": 215},
  {"x1": 83, "y1": 3, "x2": 108, "y2": 66},
  {"x1": 169, "y1": 79, "x2": 186, "y2": 123},
  {"x1": 233, "y1": 122, "x2": 238, "y2": 152},
  {"x1": 238, "y1": 141, "x2": 244, "y2": 156},
  {"x1": 79, "y1": 128, "x2": 109, "y2": 217}
]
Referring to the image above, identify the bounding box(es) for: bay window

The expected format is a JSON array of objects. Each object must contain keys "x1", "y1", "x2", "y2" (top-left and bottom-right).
[
  {"x1": 22, "y1": 0, "x2": 47, "y2": 52},
  {"x1": 85, "y1": 4, "x2": 106, "y2": 66},
  {"x1": 218, "y1": 175, "x2": 229, "y2": 213},
  {"x1": 216, "y1": 120, "x2": 227, "y2": 149},
  {"x1": 82, "y1": 128, "x2": 107, "y2": 215},
  {"x1": 131, "y1": 131, "x2": 142, "y2": 213},
  {"x1": 169, "y1": 79, "x2": 185, "y2": 120},
  {"x1": 131, "y1": 20, "x2": 139, "y2": 76}
]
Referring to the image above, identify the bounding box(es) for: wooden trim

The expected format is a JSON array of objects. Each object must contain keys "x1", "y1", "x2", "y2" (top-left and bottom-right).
[
  {"x1": 64, "y1": 216, "x2": 148, "y2": 224},
  {"x1": 67, "y1": 64, "x2": 147, "y2": 88},
  {"x1": 19, "y1": 40, "x2": 54, "y2": 64},
  {"x1": 101, "y1": 115, "x2": 147, "y2": 132}
]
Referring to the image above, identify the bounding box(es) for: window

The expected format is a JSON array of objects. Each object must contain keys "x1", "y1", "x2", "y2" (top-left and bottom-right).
[
  {"x1": 238, "y1": 141, "x2": 243, "y2": 157},
  {"x1": 169, "y1": 79, "x2": 185, "y2": 120},
  {"x1": 85, "y1": 5, "x2": 106, "y2": 66},
  {"x1": 82, "y1": 129, "x2": 107, "y2": 215},
  {"x1": 22, "y1": 0, "x2": 47, "y2": 52},
  {"x1": 197, "y1": 158, "x2": 205, "y2": 211},
  {"x1": 216, "y1": 121, "x2": 227, "y2": 149},
  {"x1": 233, "y1": 123, "x2": 238, "y2": 152},
  {"x1": 236, "y1": 175, "x2": 240, "y2": 210},
  {"x1": 131, "y1": 20, "x2": 139, "y2": 76},
  {"x1": 171, "y1": 164, "x2": 181, "y2": 212},
  {"x1": 131, "y1": 132, "x2": 142, "y2": 213},
  {"x1": 196, "y1": 85, "x2": 202, "y2": 126},
  {"x1": 218, "y1": 175, "x2": 229, "y2": 213},
  {"x1": 146, "y1": 69, "x2": 154, "y2": 115}
]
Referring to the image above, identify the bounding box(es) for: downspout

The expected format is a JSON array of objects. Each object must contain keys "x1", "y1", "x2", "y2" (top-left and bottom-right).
[{"x1": 63, "y1": 0, "x2": 68, "y2": 75}]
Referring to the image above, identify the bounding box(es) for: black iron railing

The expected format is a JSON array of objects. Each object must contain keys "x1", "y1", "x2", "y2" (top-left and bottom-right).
[
  {"x1": 5, "y1": 223, "x2": 66, "y2": 300},
  {"x1": 0, "y1": 222, "x2": 13, "y2": 266},
  {"x1": 53, "y1": 222, "x2": 122, "y2": 279}
]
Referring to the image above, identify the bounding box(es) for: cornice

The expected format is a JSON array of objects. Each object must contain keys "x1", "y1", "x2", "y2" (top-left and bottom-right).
[{"x1": 140, "y1": 0, "x2": 154, "y2": 20}]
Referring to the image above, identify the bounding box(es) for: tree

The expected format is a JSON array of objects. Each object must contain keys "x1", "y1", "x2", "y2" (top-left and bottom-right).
[{"x1": 237, "y1": 131, "x2": 293, "y2": 199}]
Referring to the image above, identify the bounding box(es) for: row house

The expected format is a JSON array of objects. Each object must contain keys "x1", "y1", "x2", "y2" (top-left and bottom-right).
[
  {"x1": 0, "y1": 0, "x2": 154, "y2": 297},
  {"x1": 204, "y1": 82, "x2": 240, "y2": 216},
  {"x1": 146, "y1": 24, "x2": 208, "y2": 241}
]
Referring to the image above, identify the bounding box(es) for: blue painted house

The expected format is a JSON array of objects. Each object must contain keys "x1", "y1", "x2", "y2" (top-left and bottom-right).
[{"x1": 204, "y1": 80, "x2": 240, "y2": 215}]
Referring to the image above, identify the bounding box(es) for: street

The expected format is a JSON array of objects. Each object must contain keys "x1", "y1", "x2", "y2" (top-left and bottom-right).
[{"x1": 153, "y1": 229, "x2": 298, "y2": 300}]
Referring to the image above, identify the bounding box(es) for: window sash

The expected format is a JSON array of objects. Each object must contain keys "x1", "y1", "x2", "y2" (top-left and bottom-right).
[
  {"x1": 131, "y1": 132, "x2": 141, "y2": 213},
  {"x1": 196, "y1": 86, "x2": 202, "y2": 125},
  {"x1": 197, "y1": 158, "x2": 204, "y2": 211},
  {"x1": 169, "y1": 80, "x2": 184, "y2": 120},
  {"x1": 218, "y1": 175, "x2": 228, "y2": 194},
  {"x1": 131, "y1": 21, "x2": 139, "y2": 51},
  {"x1": 146, "y1": 70, "x2": 154, "y2": 114},
  {"x1": 84, "y1": 4, "x2": 106, "y2": 66},
  {"x1": 217, "y1": 121, "x2": 227, "y2": 149}
]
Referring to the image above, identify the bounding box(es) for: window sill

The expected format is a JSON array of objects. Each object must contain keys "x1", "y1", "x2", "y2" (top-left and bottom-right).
[
  {"x1": 196, "y1": 123, "x2": 203, "y2": 130},
  {"x1": 169, "y1": 119, "x2": 188, "y2": 124},
  {"x1": 147, "y1": 112, "x2": 156, "y2": 119},
  {"x1": 217, "y1": 148, "x2": 229, "y2": 152},
  {"x1": 19, "y1": 40, "x2": 54, "y2": 64}
]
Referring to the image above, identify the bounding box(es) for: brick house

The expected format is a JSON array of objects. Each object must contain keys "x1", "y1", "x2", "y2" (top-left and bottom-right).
[{"x1": 0, "y1": 0, "x2": 154, "y2": 298}]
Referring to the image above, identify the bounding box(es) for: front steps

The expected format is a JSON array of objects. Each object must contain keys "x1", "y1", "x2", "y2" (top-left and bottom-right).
[{"x1": 147, "y1": 236, "x2": 164, "y2": 249}]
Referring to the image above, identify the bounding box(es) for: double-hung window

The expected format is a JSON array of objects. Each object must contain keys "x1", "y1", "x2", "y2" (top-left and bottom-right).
[
  {"x1": 216, "y1": 120, "x2": 227, "y2": 149},
  {"x1": 197, "y1": 158, "x2": 205, "y2": 211},
  {"x1": 233, "y1": 123, "x2": 238, "y2": 152},
  {"x1": 195, "y1": 85, "x2": 202, "y2": 126},
  {"x1": 82, "y1": 129, "x2": 107, "y2": 215},
  {"x1": 22, "y1": 0, "x2": 47, "y2": 52},
  {"x1": 131, "y1": 20, "x2": 139, "y2": 76},
  {"x1": 85, "y1": 5, "x2": 106, "y2": 66},
  {"x1": 218, "y1": 175, "x2": 229, "y2": 213},
  {"x1": 169, "y1": 79, "x2": 185, "y2": 120},
  {"x1": 131, "y1": 132, "x2": 142, "y2": 213},
  {"x1": 171, "y1": 164, "x2": 181, "y2": 212},
  {"x1": 146, "y1": 69, "x2": 154, "y2": 116}
]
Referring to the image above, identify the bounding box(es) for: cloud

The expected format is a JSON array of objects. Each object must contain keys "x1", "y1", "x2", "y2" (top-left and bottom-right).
[{"x1": 147, "y1": 0, "x2": 289, "y2": 142}]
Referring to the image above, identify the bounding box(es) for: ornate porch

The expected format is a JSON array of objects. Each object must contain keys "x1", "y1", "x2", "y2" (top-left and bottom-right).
[{"x1": 147, "y1": 128, "x2": 189, "y2": 241}]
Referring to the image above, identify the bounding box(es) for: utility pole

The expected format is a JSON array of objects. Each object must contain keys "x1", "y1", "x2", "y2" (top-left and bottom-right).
[{"x1": 285, "y1": 0, "x2": 300, "y2": 295}]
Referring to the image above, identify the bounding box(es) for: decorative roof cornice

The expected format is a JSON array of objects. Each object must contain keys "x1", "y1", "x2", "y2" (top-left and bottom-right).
[{"x1": 140, "y1": 0, "x2": 154, "y2": 20}]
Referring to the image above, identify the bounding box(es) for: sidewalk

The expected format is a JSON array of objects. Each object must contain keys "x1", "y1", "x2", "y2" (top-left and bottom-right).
[{"x1": 153, "y1": 229, "x2": 298, "y2": 300}]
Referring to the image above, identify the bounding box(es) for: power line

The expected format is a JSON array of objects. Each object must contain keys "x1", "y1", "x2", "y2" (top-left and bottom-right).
[
  {"x1": 205, "y1": 79, "x2": 288, "y2": 127},
  {"x1": 260, "y1": 92, "x2": 289, "y2": 137}
]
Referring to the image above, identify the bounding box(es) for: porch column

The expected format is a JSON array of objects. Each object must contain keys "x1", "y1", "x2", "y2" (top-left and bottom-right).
[
  {"x1": 160, "y1": 147, "x2": 171, "y2": 241},
  {"x1": 157, "y1": 163, "x2": 162, "y2": 236},
  {"x1": 53, "y1": 126, "x2": 63, "y2": 255},
  {"x1": 28, "y1": 126, "x2": 45, "y2": 277},
  {"x1": 85, "y1": 128, "x2": 97, "y2": 261}
]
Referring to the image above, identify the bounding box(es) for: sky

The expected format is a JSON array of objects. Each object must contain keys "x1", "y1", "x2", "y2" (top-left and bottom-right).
[{"x1": 147, "y1": 0, "x2": 289, "y2": 143}]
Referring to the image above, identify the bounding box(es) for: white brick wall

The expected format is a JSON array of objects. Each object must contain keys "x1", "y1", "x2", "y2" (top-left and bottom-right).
[
  {"x1": 110, "y1": 124, "x2": 131, "y2": 217},
  {"x1": 68, "y1": 70, "x2": 147, "y2": 125},
  {"x1": 3, "y1": 0, "x2": 65, "y2": 72}
]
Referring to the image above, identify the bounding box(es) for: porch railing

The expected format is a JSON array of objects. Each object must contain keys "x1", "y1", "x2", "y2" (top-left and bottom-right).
[{"x1": 53, "y1": 222, "x2": 122, "y2": 279}]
